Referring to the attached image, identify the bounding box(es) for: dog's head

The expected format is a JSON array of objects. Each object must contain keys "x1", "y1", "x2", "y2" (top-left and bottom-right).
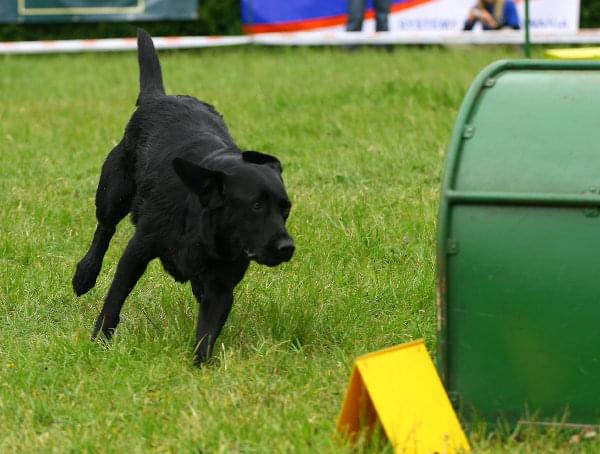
[{"x1": 173, "y1": 151, "x2": 294, "y2": 267}]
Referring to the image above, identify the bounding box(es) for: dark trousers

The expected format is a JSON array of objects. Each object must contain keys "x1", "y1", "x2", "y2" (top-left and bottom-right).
[{"x1": 347, "y1": 0, "x2": 391, "y2": 32}]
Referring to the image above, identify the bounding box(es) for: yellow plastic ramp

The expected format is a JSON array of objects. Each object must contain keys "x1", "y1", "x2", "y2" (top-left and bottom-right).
[
  {"x1": 545, "y1": 47, "x2": 600, "y2": 60},
  {"x1": 337, "y1": 339, "x2": 470, "y2": 454}
]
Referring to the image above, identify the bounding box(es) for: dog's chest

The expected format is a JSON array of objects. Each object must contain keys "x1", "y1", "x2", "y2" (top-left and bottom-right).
[
  {"x1": 159, "y1": 255, "x2": 188, "y2": 282},
  {"x1": 159, "y1": 244, "x2": 208, "y2": 283}
]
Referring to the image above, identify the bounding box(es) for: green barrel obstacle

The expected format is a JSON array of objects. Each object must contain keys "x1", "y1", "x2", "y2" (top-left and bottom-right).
[{"x1": 437, "y1": 60, "x2": 600, "y2": 426}]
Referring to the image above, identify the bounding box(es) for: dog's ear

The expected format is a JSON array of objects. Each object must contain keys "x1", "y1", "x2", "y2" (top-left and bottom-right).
[
  {"x1": 172, "y1": 158, "x2": 225, "y2": 207},
  {"x1": 242, "y1": 151, "x2": 283, "y2": 173}
]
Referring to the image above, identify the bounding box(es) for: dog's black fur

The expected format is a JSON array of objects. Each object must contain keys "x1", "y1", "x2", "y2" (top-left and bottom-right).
[{"x1": 72, "y1": 29, "x2": 294, "y2": 365}]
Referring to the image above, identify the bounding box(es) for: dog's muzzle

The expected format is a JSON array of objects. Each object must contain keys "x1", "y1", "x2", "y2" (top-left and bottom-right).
[
  {"x1": 245, "y1": 236, "x2": 295, "y2": 266},
  {"x1": 273, "y1": 237, "x2": 295, "y2": 262}
]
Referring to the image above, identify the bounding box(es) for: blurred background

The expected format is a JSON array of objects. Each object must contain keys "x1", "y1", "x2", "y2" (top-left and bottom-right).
[{"x1": 1, "y1": 0, "x2": 600, "y2": 42}]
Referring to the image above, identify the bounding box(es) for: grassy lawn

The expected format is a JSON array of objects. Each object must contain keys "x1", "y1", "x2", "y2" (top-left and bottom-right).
[{"x1": 1, "y1": 45, "x2": 597, "y2": 452}]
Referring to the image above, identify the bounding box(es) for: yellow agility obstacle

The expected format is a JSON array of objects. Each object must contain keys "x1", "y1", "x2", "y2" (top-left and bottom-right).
[
  {"x1": 546, "y1": 47, "x2": 600, "y2": 60},
  {"x1": 337, "y1": 339, "x2": 470, "y2": 454}
]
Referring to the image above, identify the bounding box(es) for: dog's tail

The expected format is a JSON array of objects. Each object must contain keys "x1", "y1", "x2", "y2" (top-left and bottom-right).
[{"x1": 136, "y1": 28, "x2": 165, "y2": 105}]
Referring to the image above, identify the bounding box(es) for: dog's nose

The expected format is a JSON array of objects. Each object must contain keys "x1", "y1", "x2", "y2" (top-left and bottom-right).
[{"x1": 275, "y1": 237, "x2": 295, "y2": 260}]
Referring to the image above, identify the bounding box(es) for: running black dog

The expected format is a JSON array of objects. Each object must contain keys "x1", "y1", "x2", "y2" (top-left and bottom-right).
[{"x1": 72, "y1": 29, "x2": 294, "y2": 365}]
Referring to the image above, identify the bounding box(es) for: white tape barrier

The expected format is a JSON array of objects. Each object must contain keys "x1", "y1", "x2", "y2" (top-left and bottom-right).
[
  {"x1": 4, "y1": 30, "x2": 600, "y2": 54},
  {"x1": 0, "y1": 35, "x2": 251, "y2": 54}
]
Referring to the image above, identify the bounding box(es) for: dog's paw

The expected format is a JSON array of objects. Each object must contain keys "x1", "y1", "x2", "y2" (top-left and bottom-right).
[
  {"x1": 193, "y1": 350, "x2": 212, "y2": 368},
  {"x1": 72, "y1": 257, "x2": 100, "y2": 296},
  {"x1": 91, "y1": 313, "x2": 118, "y2": 341},
  {"x1": 194, "y1": 356, "x2": 215, "y2": 369}
]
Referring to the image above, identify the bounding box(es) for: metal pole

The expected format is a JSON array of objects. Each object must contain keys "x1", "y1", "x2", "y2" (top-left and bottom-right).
[
  {"x1": 248, "y1": 0, "x2": 254, "y2": 35},
  {"x1": 524, "y1": 0, "x2": 531, "y2": 58}
]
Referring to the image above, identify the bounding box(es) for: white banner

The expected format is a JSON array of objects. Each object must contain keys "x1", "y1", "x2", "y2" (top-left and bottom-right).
[
  {"x1": 316, "y1": 0, "x2": 580, "y2": 35},
  {"x1": 516, "y1": 0, "x2": 580, "y2": 33}
]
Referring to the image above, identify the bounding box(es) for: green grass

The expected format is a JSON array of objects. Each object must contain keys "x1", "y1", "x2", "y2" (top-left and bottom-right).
[{"x1": 1, "y1": 45, "x2": 598, "y2": 452}]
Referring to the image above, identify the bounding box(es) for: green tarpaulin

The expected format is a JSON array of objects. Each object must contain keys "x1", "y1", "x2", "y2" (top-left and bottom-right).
[{"x1": 0, "y1": 0, "x2": 197, "y2": 23}]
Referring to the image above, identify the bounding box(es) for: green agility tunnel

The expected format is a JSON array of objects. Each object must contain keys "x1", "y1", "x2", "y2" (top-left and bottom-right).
[{"x1": 437, "y1": 60, "x2": 600, "y2": 426}]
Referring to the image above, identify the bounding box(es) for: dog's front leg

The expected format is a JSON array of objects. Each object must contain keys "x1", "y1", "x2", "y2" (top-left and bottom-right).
[
  {"x1": 191, "y1": 278, "x2": 234, "y2": 366},
  {"x1": 92, "y1": 232, "x2": 154, "y2": 340}
]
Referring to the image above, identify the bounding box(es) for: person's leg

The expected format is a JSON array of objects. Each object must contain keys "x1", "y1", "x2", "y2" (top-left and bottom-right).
[
  {"x1": 374, "y1": 0, "x2": 391, "y2": 32},
  {"x1": 347, "y1": 0, "x2": 368, "y2": 32}
]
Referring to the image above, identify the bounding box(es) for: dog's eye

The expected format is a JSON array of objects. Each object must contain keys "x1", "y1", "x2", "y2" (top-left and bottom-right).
[{"x1": 252, "y1": 202, "x2": 263, "y2": 211}]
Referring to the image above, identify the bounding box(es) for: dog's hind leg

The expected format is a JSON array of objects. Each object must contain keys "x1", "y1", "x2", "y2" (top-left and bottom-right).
[
  {"x1": 72, "y1": 140, "x2": 136, "y2": 296},
  {"x1": 92, "y1": 230, "x2": 154, "y2": 339}
]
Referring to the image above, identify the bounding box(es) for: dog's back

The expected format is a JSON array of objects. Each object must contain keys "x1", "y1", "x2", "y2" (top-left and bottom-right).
[
  {"x1": 128, "y1": 31, "x2": 242, "y2": 224},
  {"x1": 132, "y1": 30, "x2": 237, "y2": 168}
]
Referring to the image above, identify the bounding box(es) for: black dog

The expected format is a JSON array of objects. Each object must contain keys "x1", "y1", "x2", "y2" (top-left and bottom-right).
[{"x1": 72, "y1": 29, "x2": 294, "y2": 365}]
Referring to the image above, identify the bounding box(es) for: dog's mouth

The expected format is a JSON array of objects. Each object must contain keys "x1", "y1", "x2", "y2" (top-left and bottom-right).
[
  {"x1": 259, "y1": 257, "x2": 288, "y2": 267},
  {"x1": 244, "y1": 249, "x2": 289, "y2": 267}
]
